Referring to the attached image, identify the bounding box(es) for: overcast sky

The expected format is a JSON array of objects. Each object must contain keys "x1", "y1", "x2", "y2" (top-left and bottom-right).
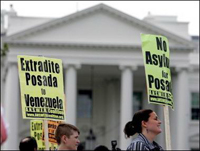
[{"x1": 1, "y1": 1, "x2": 199, "y2": 36}]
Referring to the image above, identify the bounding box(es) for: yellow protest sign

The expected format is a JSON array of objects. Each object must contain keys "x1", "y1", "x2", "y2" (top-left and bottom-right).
[
  {"x1": 48, "y1": 120, "x2": 62, "y2": 144},
  {"x1": 141, "y1": 34, "x2": 174, "y2": 109},
  {"x1": 49, "y1": 143, "x2": 58, "y2": 151},
  {"x1": 30, "y1": 120, "x2": 45, "y2": 150},
  {"x1": 31, "y1": 120, "x2": 60, "y2": 150},
  {"x1": 42, "y1": 120, "x2": 61, "y2": 144},
  {"x1": 18, "y1": 55, "x2": 66, "y2": 120}
]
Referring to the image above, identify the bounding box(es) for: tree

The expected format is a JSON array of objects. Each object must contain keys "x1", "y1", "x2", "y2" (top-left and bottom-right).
[{"x1": 1, "y1": 43, "x2": 9, "y2": 57}]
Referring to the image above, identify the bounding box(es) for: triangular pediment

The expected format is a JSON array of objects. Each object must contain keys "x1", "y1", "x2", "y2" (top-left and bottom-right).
[{"x1": 5, "y1": 3, "x2": 195, "y2": 49}]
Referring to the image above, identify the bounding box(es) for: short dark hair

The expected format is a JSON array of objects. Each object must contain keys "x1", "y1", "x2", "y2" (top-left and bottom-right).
[
  {"x1": 55, "y1": 123, "x2": 80, "y2": 145},
  {"x1": 124, "y1": 109, "x2": 153, "y2": 138},
  {"x1": 94, "y1": 145, "x2": 109, "y2": 151},
  {"x1": 19, "y1": 136, "x2": 37, "y2": 151}
]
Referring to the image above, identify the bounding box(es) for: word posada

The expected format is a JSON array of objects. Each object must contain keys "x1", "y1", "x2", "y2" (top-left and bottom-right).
[{"x1": 20, "y1": 58, "x2": 60, "y2": 87}]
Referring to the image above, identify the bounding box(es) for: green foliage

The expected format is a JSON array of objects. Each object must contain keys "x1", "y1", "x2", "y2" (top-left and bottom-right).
[{"x1": 1, "y1": 43, "x2": 9, "y2": 57}]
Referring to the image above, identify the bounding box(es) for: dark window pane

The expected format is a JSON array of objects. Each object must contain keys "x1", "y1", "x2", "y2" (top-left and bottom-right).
[
  {"x1": 191, "y1": 92, "x2": 199, "y2": 120},
  {"x1": 77, "y1": 90, "x2": 92, "y2": 118},
  {"x1": 133, "y1": 92, "x2": 142, "y2": 113}
]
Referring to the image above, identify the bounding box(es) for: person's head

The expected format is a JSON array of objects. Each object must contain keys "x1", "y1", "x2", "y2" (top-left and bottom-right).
[
  {"x1": 94, "y1": 145, "x2": 109, "y2": 151},
  {"x1": 55, "y1": 123, "x2": 80, "y2": 150},
  {"x1": 124, "y1": 109, "x2": 162, "y2": 138},
  {"x1": 19, "y1": 136, "x2": 37, "y2": 151},
  {"x1": 77, "y1": 143, "x2": 85, "y2": 151}
]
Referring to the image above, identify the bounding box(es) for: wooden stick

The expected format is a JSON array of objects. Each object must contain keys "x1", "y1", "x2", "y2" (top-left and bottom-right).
[
  {"x1": 44, "y1": 120, "x2": 49, "y2": 150},
  {"x1": 163, "y1": 105, "x2": 171, "y2": 150}
]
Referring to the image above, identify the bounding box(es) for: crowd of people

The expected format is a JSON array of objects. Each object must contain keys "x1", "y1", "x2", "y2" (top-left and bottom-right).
[{"x1": 1, "y1": 109, "x2": 163, "y2": 151}]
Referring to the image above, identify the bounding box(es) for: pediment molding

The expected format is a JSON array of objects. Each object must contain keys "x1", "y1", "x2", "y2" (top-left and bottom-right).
[
  {"x1": 7, "y1": 41, "x2": 194, "y2": 52},
  {"x1": 5, "y1": 3, "x2": 195, "y2": 49}
]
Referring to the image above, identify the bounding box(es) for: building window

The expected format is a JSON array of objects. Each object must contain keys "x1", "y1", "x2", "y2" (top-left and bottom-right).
[
  {"x1": 133, "y1": 92, "x2": 142, "y2": 113},
  {"x1": 191, "y1": 92, "x2": 199, "y2": 120},
  {"x1": 77, "y1": 90, "x2": 92, "y2": 118}
]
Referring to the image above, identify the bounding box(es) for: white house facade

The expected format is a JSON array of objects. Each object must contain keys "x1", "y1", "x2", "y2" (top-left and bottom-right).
[{"x1": 1, "y1": 4, "x2": 199, "y2": 150}]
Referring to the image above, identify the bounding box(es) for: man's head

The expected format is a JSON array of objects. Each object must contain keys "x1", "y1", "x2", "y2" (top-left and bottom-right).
[
  {"x1": 55, "y1": 123, "x2": 80, "y2": 150},
  {"x1": 94, "y1": 145, "x2": 109, "y2": 151},
  {"x1": 19, "y1": 136, "x2": 37, "y2": 151}
]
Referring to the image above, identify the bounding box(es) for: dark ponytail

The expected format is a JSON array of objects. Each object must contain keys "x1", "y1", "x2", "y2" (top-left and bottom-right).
[
  {"x1": 124, "y1": 109, "x2": 153, "y2": 138},
  {"x1": 124, "y1": 121, "x2": 136, "y2": 138}
]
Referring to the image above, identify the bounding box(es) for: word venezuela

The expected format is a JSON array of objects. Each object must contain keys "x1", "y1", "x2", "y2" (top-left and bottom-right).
[{"x1": 20, "y1": 58, "x2": 60, "y2": 87}]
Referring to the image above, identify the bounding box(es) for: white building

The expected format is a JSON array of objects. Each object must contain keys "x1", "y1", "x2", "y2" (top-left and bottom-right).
[{"x1": 1, "y1": 4, "x2": 199, "y2": 150}]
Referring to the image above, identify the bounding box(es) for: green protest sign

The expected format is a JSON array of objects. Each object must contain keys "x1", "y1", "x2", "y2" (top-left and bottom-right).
[{"x1": 141, "y1": 34, "x2": 174, "y2": 109}]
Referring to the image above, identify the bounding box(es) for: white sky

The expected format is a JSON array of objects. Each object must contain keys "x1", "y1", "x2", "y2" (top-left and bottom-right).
[{"x1": 1, "y1": 1, "x2": 199, "y2": 36}]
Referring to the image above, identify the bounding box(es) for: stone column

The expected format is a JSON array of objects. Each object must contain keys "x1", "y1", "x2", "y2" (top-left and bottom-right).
[
  {"x1": 119, "y1": 65, "x2": 137, "y2": 149},
  {"x1": 64, "y1": 64, "x2": 80, "y2": 125},
  {"x1": 155, "y1": 105, "x2": 166, "y2": 149},
  {"x1": 1, "y1": 57, "x2": 7, "y2": 106},
  {"x1": 3, "y1": 63, "x2": 19, "y2": 149},
  {"x1": 170, "y1": 74, "x2": 178, "y2": 150},
  {"x1": 174, "y1": 67, "x2": 190, "y2": 150},
  {"x1": 105, "y1": 79, "x2": 119, "y2": 147}
]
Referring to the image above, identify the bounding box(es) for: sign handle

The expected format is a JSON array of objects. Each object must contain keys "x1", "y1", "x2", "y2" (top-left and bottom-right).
[
  {"x1": 163, "y1": 105, "x2": 171, "y2": 150},
  {"x1": 44, "y1": 120, "x2": 49, "y2": 150}
]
